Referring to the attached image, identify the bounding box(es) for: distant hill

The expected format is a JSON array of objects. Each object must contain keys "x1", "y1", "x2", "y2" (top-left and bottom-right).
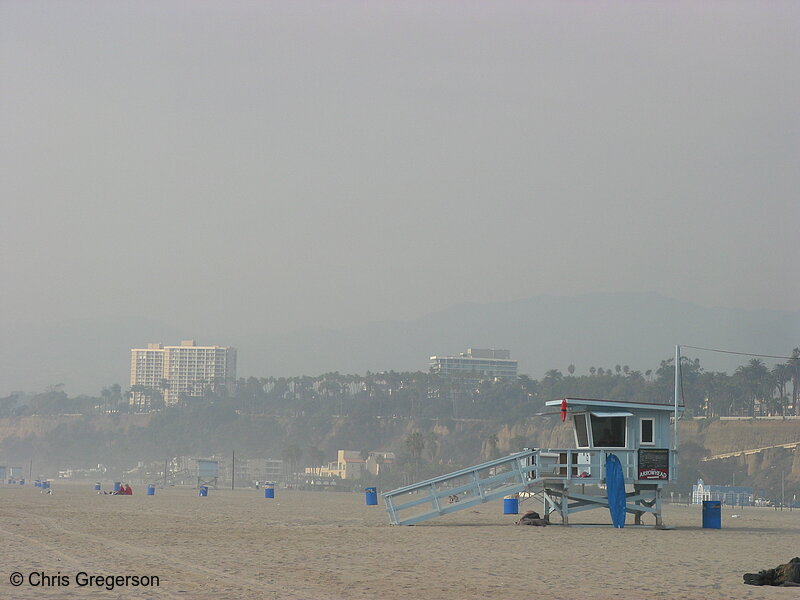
[
  {"x1": 232, "y1": 292, "x2": 799, "y2": 380},
  {"x1": 2, "y1": 293, "x2": 798, "y2": 395}
]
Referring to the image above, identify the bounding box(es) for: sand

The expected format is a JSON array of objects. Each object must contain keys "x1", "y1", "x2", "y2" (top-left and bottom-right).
[{"x1": 1, "y1": 483, "x2": 798, "y2": 599}]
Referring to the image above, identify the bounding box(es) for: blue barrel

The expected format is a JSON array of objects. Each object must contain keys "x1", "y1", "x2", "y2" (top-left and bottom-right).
[
  {"x1": 702, "y1": 500, "x2": 721, "y2": 529},
  {"x1": 199, "y1": 486, "x2": 208, "y2": 497},
  {"x1": 264, "y1": 483, "x2": 275, "y2": 499},
  {"x1": 147, "y1": 484, "x2": 155, "y2": 496},
  {"x1": 503, "y1": 497, "x2": 519, "y2": 514},
  {"x1": 35, "y1": 480, "x2": 41, "y2": 488},
  {"x1": 113, "y1": 481, "x2": 121, "y2": 493},
  {"x1": 365, "y1": 487, "x2": 378, "y2": 506},
  {"x1": 42, "y1": 481, "x2": 50, "y2": 489},
  {"x1": 94, "y1": 482, "x2": 101, "y2": 491}
]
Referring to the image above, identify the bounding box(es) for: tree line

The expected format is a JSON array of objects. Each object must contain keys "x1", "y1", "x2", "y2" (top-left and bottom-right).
[{"x1": 1, "y1": 349, "x2": 798, "y2": 421}]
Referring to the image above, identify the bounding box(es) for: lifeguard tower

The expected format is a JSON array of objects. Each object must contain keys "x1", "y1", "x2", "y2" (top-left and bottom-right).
[
  {"x1": 525, "y1": 397, "x2": 680, "y2": 526},
  {"x1": 382, "y1": 347, "x2": 685, "y2": 527},
  {"x1": 195, "y1": 459, "x2": 219, "y2": 490}
]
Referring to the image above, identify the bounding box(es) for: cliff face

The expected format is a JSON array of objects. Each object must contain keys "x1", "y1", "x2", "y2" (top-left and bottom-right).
[
  {"x1": 0, "y1": 413, "x2": 796, "y2": 494},
  {"x1": 0, "y1": 413, "x2": 152, "y2": 442},
  {"x1": 681, "y1": 418, "x2": 800, "y2": 457}
]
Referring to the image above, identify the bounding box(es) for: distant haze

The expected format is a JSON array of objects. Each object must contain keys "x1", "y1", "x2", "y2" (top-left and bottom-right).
[
  {"x1": 2, "y1": 3, "x2": 798, "y2": 392},
  {"x1": 2, "y1": 292, "x2": 798, "y2": 395}
]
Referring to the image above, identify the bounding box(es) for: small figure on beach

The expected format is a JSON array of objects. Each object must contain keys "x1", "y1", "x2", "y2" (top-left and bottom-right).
[
  {"x1": 123, "y1": 484, "x2": 133, "y2": 495},
  {"x1": 743, "y1": 557, "x2": 800, "y2": 586},
  {"x1": 516, "y1": 510, "x2": 548, "y2": 526}
]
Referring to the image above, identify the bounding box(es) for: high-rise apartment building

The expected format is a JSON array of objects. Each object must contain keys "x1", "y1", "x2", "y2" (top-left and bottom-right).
[
  {"x1": 429, "y1": 348, "x2": 518, "y2": 382},
  {"x1": 130, "y1": 340, "x2": 237, "y2": 409}
]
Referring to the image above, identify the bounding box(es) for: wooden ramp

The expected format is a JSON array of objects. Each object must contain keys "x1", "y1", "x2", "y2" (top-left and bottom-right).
[{"x1": 382, "y1": 451, "x2": 538, "y2": 525}]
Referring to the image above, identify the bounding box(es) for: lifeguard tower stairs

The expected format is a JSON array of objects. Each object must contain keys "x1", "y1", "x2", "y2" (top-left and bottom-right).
[{"x1": 382, "y1": 451, "x2": 538, "y2": 526}]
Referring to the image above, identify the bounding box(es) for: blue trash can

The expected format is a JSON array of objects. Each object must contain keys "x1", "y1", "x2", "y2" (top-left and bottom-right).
[
  {"x1": 199, "y1": 486, "x2": 208, "y2": 497},
  {"x1": 365, "y1": 487, "x2": 378, "y2": 506},
  {"x1": 35, "y1": 480, "x2": 41, "y2": 488},
  {"x1": 42, "y1": 481, "x2": 50, "y2": 489},
  {"x1": 503, "y1": 497, "x2": 519, "y2": 514},
  {"x1": 19, "y1": 479, "x2": 24, "y2": 485},
  {"x1": 147, "y1": 484, "x2": 156, "y2": 496},
  {"x1": 264, "y1": 483, "x2": 275, "y2": 499},
  {"x1": 113, "y1": 481, "x2": 121, "y2": 493},
  {"x1": 702, "y1": 500, "x2": 721, "y2": 529},
  {"x1": 94, "y1": 482, "x2": 101, "y2": 491}
]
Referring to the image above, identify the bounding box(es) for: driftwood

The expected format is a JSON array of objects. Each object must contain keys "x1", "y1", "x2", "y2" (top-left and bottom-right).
[{"x1": 743, "y1": 557, "x2": 800, "y2": 586}]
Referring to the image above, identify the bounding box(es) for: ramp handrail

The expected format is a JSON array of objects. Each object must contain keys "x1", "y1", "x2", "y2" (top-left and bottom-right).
[{"x1": 382, "y1": 450, "x2": 538, "y2": 525}]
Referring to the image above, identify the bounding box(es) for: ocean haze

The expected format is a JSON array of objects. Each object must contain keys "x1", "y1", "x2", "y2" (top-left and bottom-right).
[{"x1": 2, "y1": 293, "x2": 798, "y2": 395}]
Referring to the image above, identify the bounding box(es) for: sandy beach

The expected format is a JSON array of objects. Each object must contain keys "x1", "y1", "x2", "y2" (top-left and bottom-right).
[{"x1": 1, "y1": 483, "x2": 798, "y2": 599}]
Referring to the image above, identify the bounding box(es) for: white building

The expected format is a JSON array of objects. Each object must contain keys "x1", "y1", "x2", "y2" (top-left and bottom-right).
[
  {"x1": 130, "y1": 340, "x2": 237, "y2": 408},
  {"x1": 429, "y1": 348, "x2": 518, "y2": 382}
]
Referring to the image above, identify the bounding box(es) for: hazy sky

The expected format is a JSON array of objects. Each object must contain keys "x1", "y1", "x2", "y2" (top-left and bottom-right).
[{"x1": 3, "y1": 1, "x2": 798, "y2": 337}]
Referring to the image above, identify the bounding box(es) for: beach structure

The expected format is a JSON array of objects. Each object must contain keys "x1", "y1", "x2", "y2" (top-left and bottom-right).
[
  {"x1": 692, "y1": 478, "x2": 760, "y2": 506},
  {"x1": 383, "y1": 348, "x2": 686, "y2": 527},
  {"x1": 384, "y1": 398, "x2": 681, "y2": 526},
  {"x1": 305, "y1": 450, "x2": 365, "y2": 480},
  {"x1": 196, "y1": 459, "x2": 219, "y2": 489}
]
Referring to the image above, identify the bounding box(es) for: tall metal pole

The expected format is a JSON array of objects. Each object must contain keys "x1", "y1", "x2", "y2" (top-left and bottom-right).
[
  {"x1": 674, "y1": 345, "x2": 680, "y2": 451},
  {"x1": 231, "y1": 450, "x2": 235, "y2": 490}
]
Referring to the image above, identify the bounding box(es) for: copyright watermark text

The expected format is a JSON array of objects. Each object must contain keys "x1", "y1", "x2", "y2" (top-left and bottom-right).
[{"x1": 9, "y1": 571, "x2": 160, "y2": 591}]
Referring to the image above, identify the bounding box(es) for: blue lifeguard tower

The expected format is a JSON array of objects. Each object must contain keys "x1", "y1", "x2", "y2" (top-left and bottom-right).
[
  {"x1": 382, "y1": 348, "x2": 685, "y2": 527},
  {"x1": 195, "y1": 459, "x2": 219, "y2": 490}
]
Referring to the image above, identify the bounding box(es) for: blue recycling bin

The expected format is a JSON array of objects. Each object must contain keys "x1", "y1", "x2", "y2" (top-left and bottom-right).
[
  {"x1": 504, "y1": 497, "x2": 519, "y2": 514},
  {"x1": 113, "y1": 481, "x2": 121, "y2": 493},
  {"x1": 264, "y1": 483, "x2": 275, "y2": 499},
  {"x1": 147, "y1": 484, "x2": 156, "y2": 496},
  {"x1": 94, "y1": 482, "x2": 101, "y2": 491},
  {"x1": 702, "y1": 500, "x2": 721, "y2": 529},
  {"x1": 199, "y1": 486, "x2": 208, "y2": 497},
  {"x1": 365, "y1": 487, "x2": 378, "y2": 505}
]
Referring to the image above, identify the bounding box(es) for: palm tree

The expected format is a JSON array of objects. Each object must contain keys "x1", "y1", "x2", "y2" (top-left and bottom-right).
[
  {"x1": 771, "y1": 363, "x2": 791, "y2": 417},
  {"x1": 405, "y1": 432, "x2": 425, "y2": 480},
  {"x1": 281, "y1": 443, "x2": 303, "y2": 478},
  {"x1": 735, "y1": 359, "x2": 770, "y2": 416},
  {"x1": 789, "y1": 349, "x2": 800, "y2": 416},
  {"x1": 424, "y1": 431, "x2": 438, "y2": 461},
  {"x1": 567, "y1": 364, "x2": 576, "y2": 376},
  {"x1": 307, "y1": 446, "x2": 325, "y2": 476},
  {"x1": 487, "y1": 433, "x2": 500, "y2": 460}
]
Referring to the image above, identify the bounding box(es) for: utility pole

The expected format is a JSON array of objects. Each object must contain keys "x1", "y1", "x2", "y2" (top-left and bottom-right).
[{"x1": 231, "y1": 450, "x2": 235, "y2": 490}]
